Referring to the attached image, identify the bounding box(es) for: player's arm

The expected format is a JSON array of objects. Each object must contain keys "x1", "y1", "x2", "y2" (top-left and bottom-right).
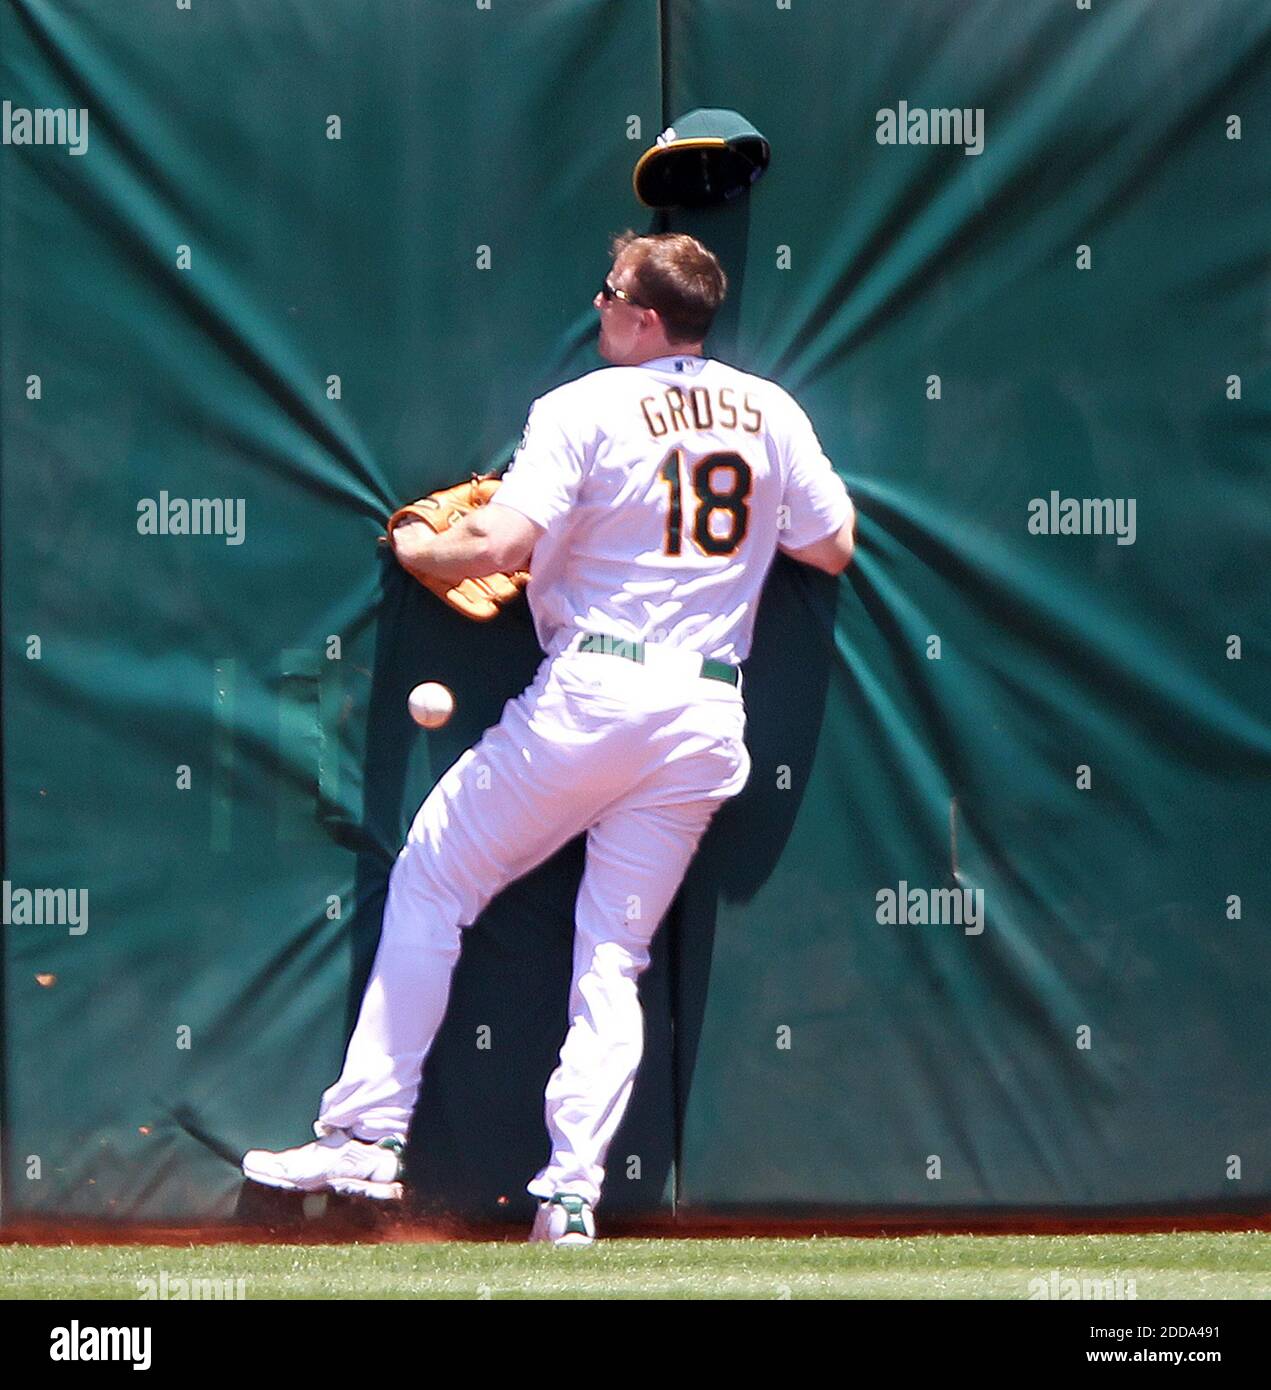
[
  {"x1": 784, "y1": 498, "x2": 856, "y2": 576},
  {"x1": 393, "y1": 389, "x2": 583, "y2": 586},
  {"x1": 777, "y1": 397, "x2": 855, "y2": 577},
  {"x1": 392, "y1": 503, "x2": 542, "y2": 584}
]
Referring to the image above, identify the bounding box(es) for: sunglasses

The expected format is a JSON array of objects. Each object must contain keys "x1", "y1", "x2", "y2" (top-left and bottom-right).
[{"x1": 599, "y1": 277, "x2": 649, "y2": 309}]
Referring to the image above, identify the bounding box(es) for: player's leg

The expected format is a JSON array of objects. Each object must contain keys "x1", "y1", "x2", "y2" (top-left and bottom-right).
[
  {"x1": 313, "y1": 724, "x2": 603, "y2": 1145},
  {"x1": 525, "y1": 793, "x2": 726, "y2": 1212},
  {"x1": 309, "y1": 647, "x2": 660, "y2": 1149},
  {"x1": 308, "y1": 750, "x2": 481, "y2": 1145}
]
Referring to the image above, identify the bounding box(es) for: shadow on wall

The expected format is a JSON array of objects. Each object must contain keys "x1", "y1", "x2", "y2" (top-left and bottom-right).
[
  {"x1": 659, "y1": 199, "x2": 843, "y2": 1179},
  {"x1": 669, "y1": 555, "x2": 840, "y2": 1167}
]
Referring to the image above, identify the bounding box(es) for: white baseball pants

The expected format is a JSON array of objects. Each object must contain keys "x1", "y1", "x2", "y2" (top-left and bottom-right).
[{"x1": 314, "y1": 640, "x2": 751, "y2": 1208}]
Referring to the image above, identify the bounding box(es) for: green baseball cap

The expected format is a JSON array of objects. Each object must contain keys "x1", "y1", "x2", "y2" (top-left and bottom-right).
[{"x1": 633, "y1": 108, "x2": 771, "y2": 209}]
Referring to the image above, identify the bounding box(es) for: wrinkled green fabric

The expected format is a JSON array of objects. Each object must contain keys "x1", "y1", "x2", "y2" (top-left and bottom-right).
[{"x1": 1, "y1": 0, "x2": 1266, "y2": 1222}]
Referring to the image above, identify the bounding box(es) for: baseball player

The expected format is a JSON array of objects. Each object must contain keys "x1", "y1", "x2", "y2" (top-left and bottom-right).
[{"x1": 242, "y1": 231, "x2": 856, "y2": 1245}]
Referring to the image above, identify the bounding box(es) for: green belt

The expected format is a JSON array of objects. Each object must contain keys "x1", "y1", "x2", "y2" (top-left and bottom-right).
[{"x1": 577, "y1": 632, "x2": 740, "y2": 687}]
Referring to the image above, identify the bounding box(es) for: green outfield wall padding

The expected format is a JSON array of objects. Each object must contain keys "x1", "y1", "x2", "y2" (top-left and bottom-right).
[{"x1": 1, "y1": 0, "x2": 1267, "y2": 1224}]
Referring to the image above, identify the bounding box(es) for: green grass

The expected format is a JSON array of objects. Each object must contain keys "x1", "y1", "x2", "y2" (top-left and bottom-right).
[{"x1": 1, "y1": 1232, "x2": 1267, "y2": 1299}]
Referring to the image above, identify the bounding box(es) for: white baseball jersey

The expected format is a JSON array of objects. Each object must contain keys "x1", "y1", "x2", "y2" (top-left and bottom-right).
[{"x1": 494, "y1": 354, "x2": 853, "y2": 665}]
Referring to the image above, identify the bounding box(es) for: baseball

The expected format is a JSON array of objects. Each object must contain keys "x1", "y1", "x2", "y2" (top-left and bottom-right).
[{"x1": 408, "y1": 681, "x2": 455, "y2": 729}]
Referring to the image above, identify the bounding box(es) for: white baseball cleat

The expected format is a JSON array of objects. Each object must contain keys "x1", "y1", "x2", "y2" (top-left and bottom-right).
[
  {"x1": 241, "y1": 1129, "x2": 405, "y2": 1201},
  {"x1": 529, "y1": 1192, "x2": 597, "y2": 1247}
]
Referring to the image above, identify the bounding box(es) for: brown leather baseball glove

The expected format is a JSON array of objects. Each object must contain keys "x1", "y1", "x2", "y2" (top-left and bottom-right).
[{"x1": 382, "y1": 474, "x2": 529, "y2": 622}]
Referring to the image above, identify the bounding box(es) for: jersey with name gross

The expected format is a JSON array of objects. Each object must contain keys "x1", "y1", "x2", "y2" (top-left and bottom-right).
[{"x1": 494, "y1": 354, "x2": 852, "y2": 665}]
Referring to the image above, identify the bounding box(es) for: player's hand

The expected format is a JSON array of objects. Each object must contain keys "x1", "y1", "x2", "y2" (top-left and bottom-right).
[
  {"x1": 383, "y1": 475, "x2": 529, "y2": 622},
  {"x1": 386, "y1": 516, "x2": 433, "y2": 574}
]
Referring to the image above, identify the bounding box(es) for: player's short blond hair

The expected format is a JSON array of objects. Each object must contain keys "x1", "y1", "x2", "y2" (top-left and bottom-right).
[{"x1": 609, "y1": 231, "x2": 727, "y2": 345}]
